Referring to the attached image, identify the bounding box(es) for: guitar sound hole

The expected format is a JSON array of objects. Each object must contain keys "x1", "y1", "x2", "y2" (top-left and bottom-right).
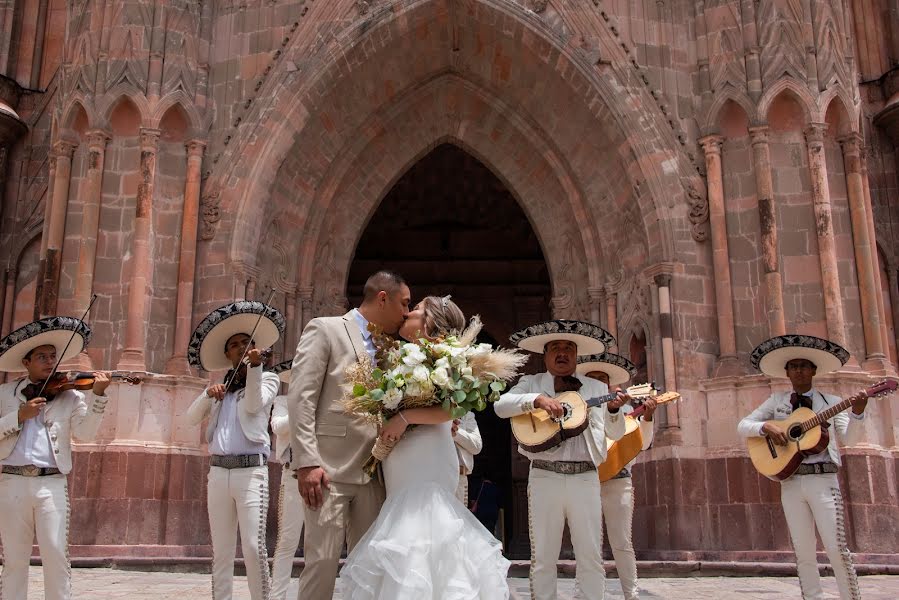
[
  {"x1": 553, "y1": 403, "x2": 573, "y2": 423},
  {"x1": 788, "y1": 424, "x2": 803, "y2": 440}
]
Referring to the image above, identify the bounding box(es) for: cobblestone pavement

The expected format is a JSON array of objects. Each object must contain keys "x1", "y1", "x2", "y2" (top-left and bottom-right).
[{"x1": 19, "y1": 567, "x2": 899, "y2": 598}]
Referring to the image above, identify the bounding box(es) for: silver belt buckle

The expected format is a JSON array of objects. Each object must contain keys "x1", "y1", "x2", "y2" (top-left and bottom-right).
[{"x1": 23, "y1": 465, "x2": 40, "y2": 477}]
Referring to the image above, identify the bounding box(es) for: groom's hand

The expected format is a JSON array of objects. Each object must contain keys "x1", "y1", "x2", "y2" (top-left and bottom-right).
[{"x1": 297, "y1": 466, "x2": 330, "y2": 510}]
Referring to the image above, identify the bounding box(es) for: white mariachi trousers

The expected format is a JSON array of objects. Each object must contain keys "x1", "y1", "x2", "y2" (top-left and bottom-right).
[
  {"x1": 0, "y1": 473, "x2": 71, "y2": 600},
  {"x1": 207, "y1": 465, "x2": 271, "y2": 600},
  {"x1": 527, "y1": 468, "x2": 605, "y2": 600},
  {"x1": 780, "y1": 473, "x2": 860, "y2": 600},
  {"x1": 600, "y1": 476, "x2": 639, "y2": 600},
  {"x1": 270, "y1": 469, "x2": 304, "y2": 600}
]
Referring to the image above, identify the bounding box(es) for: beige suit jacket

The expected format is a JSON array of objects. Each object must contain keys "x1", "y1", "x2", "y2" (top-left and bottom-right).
[{"x1": 287, "y1": 310, "x2": 378, "y2": 485}]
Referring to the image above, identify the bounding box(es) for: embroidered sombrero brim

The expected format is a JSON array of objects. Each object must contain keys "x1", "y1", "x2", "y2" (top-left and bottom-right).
[
  {"x1": 188, "y1": 301, "x2": 286, "y2": 371},
  {"x1": 0, "y1": 317, "x2": 92, "y2": 372},
  {"x1": 576, "y1": 352, "x2": 636, "y2": 386},
  {"x1": 509, "y1": 320, "x2": 612, "y2": 356},
  {"x1": 750, "y1": 334, "x2": 849, "y2": 378},
  {"x1": 271, "y1": 360, "x2": 292, "y2": 384}
]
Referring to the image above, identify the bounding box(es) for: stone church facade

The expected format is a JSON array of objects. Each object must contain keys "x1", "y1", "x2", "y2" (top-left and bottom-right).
[{"x1": 0, "y1": 0, "x2": 897, "y2": 564}]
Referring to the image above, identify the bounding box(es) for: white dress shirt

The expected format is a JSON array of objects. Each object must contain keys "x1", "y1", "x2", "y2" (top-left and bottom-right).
[
  {"x1": 209, "y1": 389, "x2": 270, "y2": 458},
  {"x1": 2, "y1": 379, "x2": 56, "y2": 467},
  {"x1": 352, "y1": 309, "x2": 377, "y2": 360}
]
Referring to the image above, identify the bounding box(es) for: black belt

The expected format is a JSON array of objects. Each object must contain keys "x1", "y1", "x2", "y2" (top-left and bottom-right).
[
  {"x1": 794, "y1": 462, "x2": 838, "y2": 476},
  {"x1": 210, "y1": 454, "x2": 266, "y2": 469},
  {"x1": 2, "y1": 465, "x2": 62, "y2": 477},
  {"x1": 531, "y1": 460, "x2": 595, "y2": 475}
]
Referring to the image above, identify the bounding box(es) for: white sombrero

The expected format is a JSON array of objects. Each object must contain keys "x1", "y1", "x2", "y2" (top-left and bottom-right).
[
  {"x1": 188, "y1": 301, "x2": 285, "y2": 371},
  {"x1": 509, "y1": 320, "x2": 612, "y2": 356},
  {"x1": 576, "y1": 352, "x2": 637, "y2": 386},
  {"x1": 750, "y1": 334, "x2": 849, "y2": 378},
  {"x1": 0, "y1": 316, "x2": 92, "y2": 372},
  {"x1": 271, "y1": 360, "x2": 292, "y2": 384}
]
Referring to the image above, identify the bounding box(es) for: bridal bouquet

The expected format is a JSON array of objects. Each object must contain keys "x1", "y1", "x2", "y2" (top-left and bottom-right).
[{"x1": 343, "y1": 316, "x2": 526, "y2": 476}]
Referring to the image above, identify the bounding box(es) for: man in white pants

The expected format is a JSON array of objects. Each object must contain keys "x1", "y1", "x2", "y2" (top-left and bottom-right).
[
  {"x1": 739, "y1": 334, "x2": 867, "y2": 600},
  {"x1": 186, "y1": 301, "x2": 284, "y2": 600},
  {"x1": 495, "y1": 320, "x2": 627, "y2": 600},
  {"x1": 0, "y1": 316, "x2": 110, "y2": 600},
  {"x1": 268, "y1": 361, "x2": 304, "y2": 600},
  {"x1": 578, "y1": 352, "x2": 656, "y2": 600},
  {"x1": 452, "y1": 411, "x2": 482, "y2": 504}
]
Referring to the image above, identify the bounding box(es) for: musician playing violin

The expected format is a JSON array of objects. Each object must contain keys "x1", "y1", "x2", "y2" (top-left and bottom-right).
[
  {"x1": 0, "y1": 317, "x2": 110, "y2": 600},
  {"x1": 185, "y1": 301, "x2": 284, "y2": 600},
  {"x1": 739, "y1": 335, "x2": 868, "y2": 600}
]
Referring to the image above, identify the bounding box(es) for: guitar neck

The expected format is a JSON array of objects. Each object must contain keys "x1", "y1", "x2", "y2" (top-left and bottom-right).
[
  {"x1": 585, "y1": 393, "x2": 617, "y2": 409},
  {"x1": 800, "y1": 398, "x2": 854, "y2": 432}
]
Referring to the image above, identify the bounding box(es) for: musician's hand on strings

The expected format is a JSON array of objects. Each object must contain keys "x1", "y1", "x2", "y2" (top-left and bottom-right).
[
  {"x1": 534, "y1": 395, "x2": 564, "y2": 419},
  {"x1": 641, "y1": 397, "x2": 658, "y2": 421},
  {"x1": 761, "y1": 422, "x2": 790, "y2": 445},
  {"x1": 246, "y1": 347, "x2": 263, "y2": 367},
  {"x1": 91, "y1": 371, "x2": 111, "y2": 395},
  {"x1": 206, "y1": 383, "x2": 226, "y2": 401},
  {"x1": 608, "y1": 390, "x2": 630, "y2": 412}
]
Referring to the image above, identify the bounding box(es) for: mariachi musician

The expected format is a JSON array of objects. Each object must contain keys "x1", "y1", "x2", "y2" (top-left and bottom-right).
[
  {"x1": 577, "y1": 352, "x2": 656, "y2": 600},
  {"x1": 0, "y1": 316, "x2": 111, "y2": 600},
  {"x1": 186, "y1": 301, "x2": 284, "y2": 600},
  {"x1": 494, "y1": 320, "x2": 627, "y2": 600},
  {"x1": 739, "y1": 335, "x2": 867, "y2": 600}
]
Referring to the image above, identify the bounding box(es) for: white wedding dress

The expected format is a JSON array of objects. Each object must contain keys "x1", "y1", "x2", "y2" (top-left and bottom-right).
[{"x1": 339, "y1": 421, "x2": 510, "y2": 599}]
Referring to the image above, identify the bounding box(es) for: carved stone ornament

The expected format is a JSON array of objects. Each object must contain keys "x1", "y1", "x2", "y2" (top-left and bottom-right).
[
  {"x1": 200, "y1": 190, "x2": 222, "y2": 240},
  {"x1": 529, "y1": 0, "x2": 549, "y2": 12},
  {"x1": 683, "y1": 176, "x2": 709, "y2": 242}
]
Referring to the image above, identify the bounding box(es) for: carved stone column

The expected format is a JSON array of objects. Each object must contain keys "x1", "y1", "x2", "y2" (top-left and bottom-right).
[
  {"x1": 284, "y1": 288, "x2": 298, "y2": 357},
  {"x1": 889, "y1": 268, "x2": 899, "y2": 359},
  {"x1": 804, "y1": 124, "x2": 846, "y2": 347},
  {"x1": 117, "y1": 128, "x2": 160, "y2": 372},
  {"x1": 839, "y1": 133, "x2": 889, "y2": 371},
  {"x1": 298, "y1": 286, "x2": 314, "y2": 331},
  {"x1": 860, "y1": 147, "x2": 892, "y2": 366},
  {"x1": 654, "y1": 273, "x2": 679, "y2": 429},
  {"x1": 40, "y1": 139, "x2": 77, "y2": 317},
  {"x1": 587, "y1": 286, "x2": 604, "y2": 327},
  {"x1": 699, "y1": 135, "x2": 740, "y2": 373},
  {"x1": 1, "y1": 267, "x2": 14, "y2": 336},
  {"x1": 605, "y1": 288, "x2": 618, "y2": 353},
  {"x1": 749, "y1": 125, "x2": 786, "y2": 337},
  {"x1": 165, "y1": 140, "x2": 206, "y2": 375}
]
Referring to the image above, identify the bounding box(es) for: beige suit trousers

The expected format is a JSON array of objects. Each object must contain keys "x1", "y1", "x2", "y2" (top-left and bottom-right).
[
  {"x1": 781, "y1": 473, "x2": 860, "y2": 600},
  {"x1": 296, "y1": 479, "x2": 385, "y2": 599},
  {"x1": 0, "y1": 473, "x2": 70, "y2": 600}
]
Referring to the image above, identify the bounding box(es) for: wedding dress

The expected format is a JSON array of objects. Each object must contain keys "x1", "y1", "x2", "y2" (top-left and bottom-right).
[{"x1": 339, "y1": 421, "x2": 510, "y2": 599}]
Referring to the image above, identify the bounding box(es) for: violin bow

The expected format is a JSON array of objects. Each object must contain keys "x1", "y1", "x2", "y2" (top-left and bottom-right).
[
  {"x1": 34, "y1": 293, "x2": 97, "y2": 399},
  {"x1": 222, "y1": 290, "x2": 277, "y2": 391}
]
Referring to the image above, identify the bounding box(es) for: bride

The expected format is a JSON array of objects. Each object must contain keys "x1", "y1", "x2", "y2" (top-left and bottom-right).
[{"x1": 339, "y1": 296, "x2": 511, "y2": 599}]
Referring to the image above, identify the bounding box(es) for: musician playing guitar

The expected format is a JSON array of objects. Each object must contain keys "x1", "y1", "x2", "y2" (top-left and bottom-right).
[
  {"x1": 738, "y1": 335, "x2": 867, "y2": 600},
  {"x1": 494, "y1": 320, "x2": 628, "y2": 600},
  {"x1": 578, "y1": 352, "x2": 656, "y2": 600}
]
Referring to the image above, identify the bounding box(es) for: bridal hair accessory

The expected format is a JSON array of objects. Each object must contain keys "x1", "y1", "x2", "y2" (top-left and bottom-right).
[
  {"x1": 343, "y1": 315, "x2": 526, "y2": 477},
  {"x1": 441, "y1": 295, "x2": 451, "y2": 308}
]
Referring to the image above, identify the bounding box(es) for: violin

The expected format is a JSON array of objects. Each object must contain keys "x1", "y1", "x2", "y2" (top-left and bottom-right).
[
  {"x1": 23, "y1": 371, "x2": 142, "y2": 401},
  {"x1": 224, "y1": 348, "x2": 273, "y2": 393}
]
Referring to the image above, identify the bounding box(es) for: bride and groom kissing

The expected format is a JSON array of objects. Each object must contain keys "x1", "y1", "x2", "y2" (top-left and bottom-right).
[{"x1": 285, "y1": 270, "x2": 510, "y2": 599}]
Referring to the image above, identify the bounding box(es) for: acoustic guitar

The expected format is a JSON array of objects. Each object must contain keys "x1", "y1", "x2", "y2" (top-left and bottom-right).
[
  {"x1": 747, "y1": 379, "x2": 896, "y2": 481},
  {"x1": 597, "y1": 393, "x2": 680, "y2": 482},
  {"x1": 511, "y1": 383, "x2": 676, "y2": 453}
]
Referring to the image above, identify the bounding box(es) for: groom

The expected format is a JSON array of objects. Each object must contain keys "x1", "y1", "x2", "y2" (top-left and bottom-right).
[{"x1": 288, "y1": 271, "x2": 411, "y2": 599}]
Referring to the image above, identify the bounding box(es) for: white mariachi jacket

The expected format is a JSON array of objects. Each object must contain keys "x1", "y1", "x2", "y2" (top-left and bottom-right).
[
  {"x1": 270, "y1": 394, "x2": 291, "y2": 464},
  {"x1": 494, "y1": 371, "x2": 625, "y2": 466},
  {"x1": 737, "y1": 388, "x2": 866, "y2": 467},
  {"x1": 0, "y1": 378, "x2": 109, "y2": 474},
  {"x1": 187, "y1": 364, "x2": 280, "y2": 446},
  {"x1": 454, "y1": 411, "x2": 482, "y2": 475}
]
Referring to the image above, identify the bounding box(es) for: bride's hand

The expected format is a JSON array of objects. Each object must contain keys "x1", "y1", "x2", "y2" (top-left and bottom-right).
[{"x1": 380, "y1": 414, "x2": 408, "y2": 443}]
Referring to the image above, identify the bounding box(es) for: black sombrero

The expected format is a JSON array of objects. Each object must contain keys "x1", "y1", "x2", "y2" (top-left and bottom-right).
[
  {"x1": 509, "y1": 320, "x2": 612, "y2": 356},
  {"x1": 188, "y1": 301, "x2": 285, "y2": 371},
  {"x1": 0, "y1": 317, "x2": 92, "y2": 372},
  {"x1": 750, "y1": 334, "x2": 849, "y2": 378},
  {"x1": 270, "y1": 360, "x2": 292, "y2": 384},
  {"x1": 576, "y1": 352, "x2": 637, "y2": 386}
]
